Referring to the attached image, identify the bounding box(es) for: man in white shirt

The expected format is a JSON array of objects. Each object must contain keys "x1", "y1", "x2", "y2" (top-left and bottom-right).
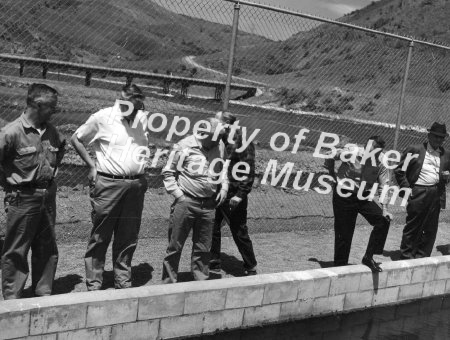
[
  {"x1": 71, "y1": 84, "x2": 149, "y2": 290},
  {"x1": 395, "y1": 122, "x2": 450, "y2": 259}
]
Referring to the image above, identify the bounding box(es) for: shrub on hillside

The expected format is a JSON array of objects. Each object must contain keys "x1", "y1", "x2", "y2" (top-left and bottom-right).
[
  {"x1": 437, "y1": 76, "x2": 450, "y2": 93},
  {"x1": 389, "y1": 74, "x2": 402, "y2": 85},
  {"x1": 372, "y1": 18, "x2": 391, "y2": 30},
  {"x1": 320, "y1": 58, "x2": 334, "y2": 66},
  {"x1": 322, "y1": 94, "x2": 354, "y2": 115},
  {"x1": 278, "y1": 88, "x2": 310, "y2": 106},
  {"x1": 301, "y1": 61, "x2": 312, "y2": 70},
  {"x1": 276, "y1": 87, "x2": 322, "y2": 109},
  {"x1": 345, "y1": 74, "x2": 358, "y2": 84},
  {"x1": 360, "y1": 100, "x2": 376, "y2": 113}
]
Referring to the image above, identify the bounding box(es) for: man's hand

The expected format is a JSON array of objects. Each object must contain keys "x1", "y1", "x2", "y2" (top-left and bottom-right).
[
  {"x1": 88, "y1": 166, "x2": 97, "y2": 184},
  {"x1": 229, "y1": 196, "x2": 242, "y2": 210},
  {"x1": 175, "y1": 195, "x2": 186, "y2": 204},
  {"x1": 383, "y1": 211, "x2": 393, "y2": 222},
  {"x1": 216, "y1": 189, "x2": 227, "y2": 207},
  {"x1": 442, "y1": 170, "x2": 450, "y2": 184}
]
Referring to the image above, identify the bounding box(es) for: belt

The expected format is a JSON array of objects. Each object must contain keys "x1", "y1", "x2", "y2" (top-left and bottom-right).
[
  {"x1": 97, "y1": 172, "x2": 143, "y2": 180},
  {"x1": 338, "y1": 188, "x2": 371, "y2": 194},
  {"x1": 183, "y1": 191, "x2": 215, "y2": 201},
  {"x1": 7, "y1": 179, "x2": 54, "y2": 191},
  {"x1": 414, "y1": 183, "x2": 438, "y2": 188}
]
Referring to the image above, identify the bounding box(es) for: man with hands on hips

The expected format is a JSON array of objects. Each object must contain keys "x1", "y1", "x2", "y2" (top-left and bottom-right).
[{"x1": 71, "y1": 84, "x2": 149, "y2": 291}]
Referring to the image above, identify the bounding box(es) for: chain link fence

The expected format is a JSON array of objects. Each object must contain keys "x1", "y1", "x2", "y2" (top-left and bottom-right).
[{"x1": 1, "y1": 0, "x2": 450, "y2": 242}]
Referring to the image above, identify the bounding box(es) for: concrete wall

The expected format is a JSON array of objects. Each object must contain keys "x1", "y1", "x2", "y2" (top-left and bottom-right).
[{"x1": 1, "y1": 256, "x2": 450, "y2": 340}]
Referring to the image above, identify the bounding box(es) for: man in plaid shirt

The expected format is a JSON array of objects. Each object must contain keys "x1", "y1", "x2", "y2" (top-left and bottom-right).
[{"x1": 210, "y1": 111, "x2": 258, "y2": 275}]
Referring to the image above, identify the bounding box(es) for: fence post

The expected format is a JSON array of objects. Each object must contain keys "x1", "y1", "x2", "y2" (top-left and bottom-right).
[
  {"x1": 126, "y1": 75, "x2": 133, "y2": 86},
  {"x1": 223, "y1": 2, "x2": 240, "y2": 111},
  {"x1": 42, "y1": 63, "x2": 48, "y2": 79},
  {"x1": 393, "y1": 40, "x2": 414, "y2": 151},
  {"x1": 19, "y1": 62, "x2": 24, "y2": 77},
  {"x1": 85, "y1": 70, "x2": 92, "y2": 87}
]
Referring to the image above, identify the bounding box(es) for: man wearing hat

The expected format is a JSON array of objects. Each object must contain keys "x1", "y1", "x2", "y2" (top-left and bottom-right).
[
  {"x1": 0, "y1": 83, "x2": 65, "y2": 299},
  {"x1": 395, "y1": 122, "x2": 450, "y2": 259},
  {"x1": 71, "y1": 84, "x2": 149, "y2": 290},
  {"x1": 161, "y1": 117, "x2": 228, "y2": 283}
]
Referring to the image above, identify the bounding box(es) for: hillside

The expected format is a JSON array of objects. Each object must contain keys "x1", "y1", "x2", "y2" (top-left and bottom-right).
[
  {"x1": 199, "y1": 0, "x2": 450, "y2": 126},
  {"x1": 0, "y1": 0, "x2": 269, "y2": 72}
]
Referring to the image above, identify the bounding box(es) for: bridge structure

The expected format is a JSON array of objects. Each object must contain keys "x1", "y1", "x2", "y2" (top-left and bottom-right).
[{"x1": 0, "y1": 53, "x2": 258, "y2": 100}]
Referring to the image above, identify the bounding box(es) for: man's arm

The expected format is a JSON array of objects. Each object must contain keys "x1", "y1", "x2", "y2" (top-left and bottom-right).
[
  {"x1": 324, "y1": 147, "x2": 347, "y2": 180},
  {"x1": 162, "y1": 144, "x2": 184, "y2": 200},
  {"x1": 70, "y1": 114, "x2": 99, "y2": 182},
  {"x1": 216, "y1": 143, "x2": 229, "y2": 207},
  {"x1": 0, "y1": 130, "x2": 12, "y2": 187},
  {"x1": 71, "y1": 133, "x2": 96, "y2": 181},
  {"x1": 56, "y1": 139, "x2": 66, "y2": 167},
  {"x1": 394, "y1": 146, "x2": 414, "y2": 188},
  {"x1": 234, "y1": 142, "x2": 255, "y2": 199},
  {"x1": 377, "y1": 163, "x2": 392, "y2": 220}
]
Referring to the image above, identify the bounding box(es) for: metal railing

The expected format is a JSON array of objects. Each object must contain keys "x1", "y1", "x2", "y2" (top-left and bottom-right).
[{"x1": 0, "y1": 53, "x2": 257, "y2": 100}]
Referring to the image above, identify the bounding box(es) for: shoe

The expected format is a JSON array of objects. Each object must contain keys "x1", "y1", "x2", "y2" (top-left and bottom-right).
[
  {"x1": 245, "y1": 266, "x2": 257, "y2": 276},
  {"x1": 362, "y1": 255, "x2": 382, "y2": 272},
  {"x1": 209, "y1": 260, "x2": 222, "y2": 272}
]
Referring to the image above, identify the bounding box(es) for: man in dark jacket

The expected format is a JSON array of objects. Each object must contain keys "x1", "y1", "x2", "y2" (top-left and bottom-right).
[
  {"x1": 394, "y1": 122, "x2": 450, "y2": 259},
  {"x1": 210, "y1": 111, "x2": 258, "y2": 275}
]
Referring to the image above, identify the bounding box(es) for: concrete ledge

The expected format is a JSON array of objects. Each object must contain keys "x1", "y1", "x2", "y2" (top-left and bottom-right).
[{"x1": 1, "y1": 256, "x2": 450, "y2": 339}]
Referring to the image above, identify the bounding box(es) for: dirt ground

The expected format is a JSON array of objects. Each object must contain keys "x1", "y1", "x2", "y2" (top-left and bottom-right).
[{"x1": 1, "y1": 204, "x2": 450, "y2": 300}]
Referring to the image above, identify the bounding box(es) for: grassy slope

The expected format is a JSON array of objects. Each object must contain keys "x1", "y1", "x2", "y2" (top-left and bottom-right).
[
  {"x1": 0, "y1": 0, "x2": 269, "y2": 72},
  {"x1": 200, "y1": 0, "x2": 450, "y2": 126}
]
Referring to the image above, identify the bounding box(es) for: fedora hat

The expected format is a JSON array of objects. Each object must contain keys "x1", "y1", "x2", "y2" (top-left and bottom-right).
[{"x1": 428, "y1": 122, "x2": 448, "y2": 137}]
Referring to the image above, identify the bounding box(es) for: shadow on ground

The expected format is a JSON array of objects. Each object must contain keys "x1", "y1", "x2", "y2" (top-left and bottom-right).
[
  {"x1": 53, "y1": 274, "x2": 84, "y2": 295},
  {"x1": 176, "y1": 252, "x2": 245, "y2": 283},
  {"x1": 102, "y1": 263, "x2": 154, "y2": 288},
  {"x1": 383, "y1": 250, "x2": 402, "y2": 261},
  {"x1": 308, "y1": 257, "x2": 334, "y2": 268},
  {"x1": 436, "y1": 244, "x2": 450, "y2": 255}
]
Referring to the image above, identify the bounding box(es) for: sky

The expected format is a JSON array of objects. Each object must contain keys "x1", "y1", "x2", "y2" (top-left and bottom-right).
[
  {"x1": 233, "y1": 0, "x2": 382, "y2": 40},
  {"x1": 262, "y1": 0, "x2": 380, "y2": 19},
  {"x1": 160, "y1": 0, "x2": 382, "y2": 40}
]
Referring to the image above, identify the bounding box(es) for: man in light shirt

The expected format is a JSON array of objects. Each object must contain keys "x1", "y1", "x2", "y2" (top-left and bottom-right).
[
  {"x1": 162, "y1": 118, "x2": 228, "y2": 283},
  {"x1": 71, "y1": 84, "x2": 149, "y2": 290},
  {"x1": 395, "y1": 122, "x2": 450, "y2": 259},
  {"x1": 326, "y1": 136, "x2": 392, "y2": 272}
]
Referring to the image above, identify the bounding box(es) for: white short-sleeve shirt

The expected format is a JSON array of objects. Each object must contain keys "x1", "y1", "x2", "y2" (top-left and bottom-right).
[{"x1": 75, "y1": 104, "x2": 150, "y2": 176}]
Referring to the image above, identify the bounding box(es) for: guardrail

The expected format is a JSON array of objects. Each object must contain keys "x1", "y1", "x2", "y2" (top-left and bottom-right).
[{"x1": 0, "y1": 53, "x2": 258, "y2": 100}]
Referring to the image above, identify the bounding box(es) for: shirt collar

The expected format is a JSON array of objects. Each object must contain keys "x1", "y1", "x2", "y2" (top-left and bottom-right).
[
  {"x1": 112, "y1": 103, "x2": 145, "y2": 125},
  {"x1": 20, "y1": 113, "x2": 45, "y2": 132},
  {"x1": 427, "y1": 143, "x2": 441, "y2": 154}
]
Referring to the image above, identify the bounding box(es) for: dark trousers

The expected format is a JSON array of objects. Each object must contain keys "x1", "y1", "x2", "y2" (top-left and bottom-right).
[
  {"x1": 85, "y1": 175, "x2": 147, "y2": 290},
  {"x1": 1, "y1": 183, "x2": 58, "y2": 299},
  {"x1": 333, "y1": 189, "x2": 390, "y2": 266},
  {"x1": 162, "y1": 196, "x2": 215, "y2": 283},
  {"x1": 211, "y1": 197, "x2": 257, "y2": 270},
  {"x1": 400, "y1": 185, "x2": 440, "y2": 259}
]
